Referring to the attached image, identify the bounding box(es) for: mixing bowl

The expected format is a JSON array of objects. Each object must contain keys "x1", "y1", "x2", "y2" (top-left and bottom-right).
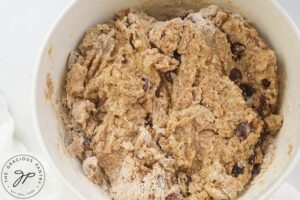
[{"x1": 33, "y1": 0, "x2": 300, "y2": 199}]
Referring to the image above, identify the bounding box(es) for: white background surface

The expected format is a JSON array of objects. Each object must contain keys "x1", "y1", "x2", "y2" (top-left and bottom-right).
[{"x1": 0, "y1": 0, "x2": 299, "y2": 198}]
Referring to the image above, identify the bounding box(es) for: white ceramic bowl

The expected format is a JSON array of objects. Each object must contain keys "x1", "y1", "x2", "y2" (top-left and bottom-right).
[{"x1": 33, "y1": 0, "x2": 300, "y2": 199}]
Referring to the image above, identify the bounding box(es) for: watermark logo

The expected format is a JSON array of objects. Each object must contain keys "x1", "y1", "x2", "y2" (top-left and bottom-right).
[{"x1": 1, "y1": 154, "x2": 45, "y2": 199}]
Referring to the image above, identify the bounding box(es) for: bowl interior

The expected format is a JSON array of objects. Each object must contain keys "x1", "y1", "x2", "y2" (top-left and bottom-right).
[{"x1": 33, "y1": 0, "x2": 300, "y2": 199}]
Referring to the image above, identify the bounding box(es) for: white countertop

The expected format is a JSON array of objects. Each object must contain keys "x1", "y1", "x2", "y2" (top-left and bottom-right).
[{"x1": 0, "y1": 0, "x2": 299, "y2": 198}]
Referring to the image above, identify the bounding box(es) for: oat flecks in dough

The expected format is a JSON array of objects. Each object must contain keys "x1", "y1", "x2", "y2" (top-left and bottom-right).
[{"x1": 61, "y1": 6, "x2": 283, "y2": 200}]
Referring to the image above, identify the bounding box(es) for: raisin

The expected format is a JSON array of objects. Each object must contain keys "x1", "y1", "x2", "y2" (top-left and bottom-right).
[
  {"x1": 231, "y1": 164, "x2": 244, "y2": 177},
  {"x1": 229, "y1": 68, "x2": 242, "y2": 82},
  {"x1": 145, "y1": 113, "x2": 153, "y2": 128},
  {"x1": 142, "y1": 77, "x2": 151, "y2": 92},
  {"x1": 255, "y1": 131, "x2": 269, "y2": 148},
  {"x1": 166, "y1": 193, "x2": 180, "y2": 200},
  {"x1": 239, "y1": 83, "x2": 255, "y2": 99},
  {"x1": 254, "y1": 130, "x2": 270, "y2": 148},
  {"x1": 129, "y1": 34, "x2": 134, "y2": 47},
  {"x1": 173, "y1": 50, "x2": 181, "y2": 63},
  {"x1": 252, "y1": 164, "x2": 261, "y2": 175},
  {"x1": 150, "y1": 42, "x2": 156, "y2": 49},
  {"x1": 261, "y1": 131, "x2": 269, "y2": 141},
  {"x1": 235, "y1": 122, "x2": 251, "y2": 140},
  {"x1": 261, "y1": 79, "x2": 271, "y2": 89},
  {"x1": 165, "y1": 71, "x2": 173, "y2": 84},
  {"x1": 121, "y1": 57, "x2": 127, "y2": 64},
  {"x1": 83, "y1": 135, "x2": 91, "y2": 147},
  {"x1": 231, "y1": 42, "x2": 245, "y2": 61},
  {"x1": 248, "y1": 154, "x2": 256, "y2": 165},
  {"x1": 155, "y1": 84, "x2": 162, "y2": 97},
  {"x1": 260, "y1": 95, "x2": 268, "y2": 110}
]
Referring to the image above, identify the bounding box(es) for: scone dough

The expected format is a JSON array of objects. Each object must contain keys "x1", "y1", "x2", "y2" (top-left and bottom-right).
[{"x1": 61, "y1": 5, "x2": 282, "y2": 200}]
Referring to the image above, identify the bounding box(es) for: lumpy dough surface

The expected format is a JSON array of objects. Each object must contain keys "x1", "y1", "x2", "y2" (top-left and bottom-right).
[{"x1": 61, "y1": 5, "x2": 283, "y2": 200}]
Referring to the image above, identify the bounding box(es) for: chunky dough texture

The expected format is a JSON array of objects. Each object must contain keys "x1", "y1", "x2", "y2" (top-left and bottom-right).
[{"x1": 61, "y1": 5, "x2": 282, "y2": 200}]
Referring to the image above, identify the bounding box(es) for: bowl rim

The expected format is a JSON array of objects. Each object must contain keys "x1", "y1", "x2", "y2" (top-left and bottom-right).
[
  {"x1": 32, "y1": 0, "x2": 300, "y2": 199},
  {"x1": 251, "y1": 0, "x2": 300, "y2": 198},
  {"x1": 32, "y1": 1, "x2": 91, "y2": 200}
]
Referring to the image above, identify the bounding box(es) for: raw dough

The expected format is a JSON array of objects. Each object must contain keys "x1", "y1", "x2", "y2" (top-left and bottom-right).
[{"x1": 61, "y1": 5, "x2": 283, "y2": 200}]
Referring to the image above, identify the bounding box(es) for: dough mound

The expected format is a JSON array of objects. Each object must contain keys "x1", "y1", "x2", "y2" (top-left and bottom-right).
[{"x1": 61, "y1": 5, "x2": 282, "y2": 200}]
